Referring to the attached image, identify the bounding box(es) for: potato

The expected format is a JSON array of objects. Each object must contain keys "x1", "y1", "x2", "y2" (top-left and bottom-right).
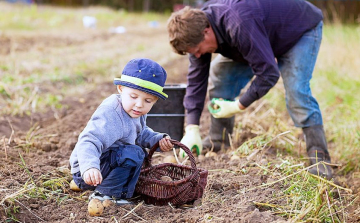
[
  {"x1": 230, "y1": 155, "x2": 240, "y2": 161},
  {"x1": 88, "y1": 199, "x2": 104, "y2": 217},
  {"x1": 102, "y1": 199, "x2": 113, "y2": 208},
  {"x1": 198, "y1": 154, "x2": 205, "y2": 162},
  {"x1": 161, "y1": 176, "x2": 173, "y2": 182},
  {"x1": 69, "y1": 180, "x2": 82, "y2": 192},
  {"x1": 163, "y1": 155, "x2": 177, "y2": 164}
]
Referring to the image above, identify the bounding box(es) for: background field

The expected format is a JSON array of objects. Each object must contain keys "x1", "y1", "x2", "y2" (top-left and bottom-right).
[{"x1": 0, "y1": 3, "x2": 359, "y2": 222}]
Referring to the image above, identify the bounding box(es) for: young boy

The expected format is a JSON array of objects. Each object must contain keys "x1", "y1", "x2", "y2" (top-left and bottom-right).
[{"x1": 69, "y1": 58, "x2": 173, "y2": 205}]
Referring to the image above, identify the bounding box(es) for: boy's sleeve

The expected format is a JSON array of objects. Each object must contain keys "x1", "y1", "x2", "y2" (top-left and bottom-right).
[
  {"x1": 136, "y1": 117, "x2": 168, "y2": 150},
  {"x1": 74, "y1": 104, "x2": 124, "y2": 176}
]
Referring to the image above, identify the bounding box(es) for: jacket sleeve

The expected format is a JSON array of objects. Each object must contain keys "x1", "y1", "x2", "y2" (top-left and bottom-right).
[
  {"x1": 184, "y1": 53, "x2": 212, "y2": 125},
  {"x1": 232, "y1": 18, "x2": 280, "y2": 107},
  {"x1": 74, "y1": 104, "x2": 124, "y2": 176},
  {"x1": 136, "y1": 116, "x2": 167, "y2": 150}
]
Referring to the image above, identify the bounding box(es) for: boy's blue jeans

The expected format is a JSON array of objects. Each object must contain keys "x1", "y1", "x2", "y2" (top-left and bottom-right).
[
  {"x1": 209, "y1": 21, "x2": 323, "y2": 128},
  {"x1": 72, "y1": 144, "x2": 146, "y2": 199}
]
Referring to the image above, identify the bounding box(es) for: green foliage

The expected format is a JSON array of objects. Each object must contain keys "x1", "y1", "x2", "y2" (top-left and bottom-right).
[
  {"x1": 244, "y1": 23, "x2": 360, "y2": 218},
  {"x1": 261, "y1": 24, "x2": 360, "y2": 173},
  {"x1": 1, "y1": 74, "x2": 15, "y2": 83},
  {"x1": 237, "y1": 133, "x2": 355, "y2": 222},
  {"x1": 0, "y1": 4, "x2": 172, "y2": 115},
  {"x1": 0, "y1": 5, "x2": 75, "y2": 30},
  {"x1": 0, "y1": 85, "x2": 11, "y2": 99},
  {"x1": 236, "y1": 134, "x2": 272, "y2": 155},
  {"x1": 315, "y1": 25, "x2": 360, "y2": 174},
  {"x1": 234, "y1": 102, "x2": 355, "y2": 221}
]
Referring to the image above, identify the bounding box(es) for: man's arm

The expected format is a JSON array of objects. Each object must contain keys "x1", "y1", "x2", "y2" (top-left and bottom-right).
[
  {"x1": 232, "y1": 19, "x2": 281, "y2": 107},
  {"x1": 184, "y1": 53, "x2": 212, "y2": 125},
  {"x1": 179, "y1": 53, "x2": 211, "y2": 157}
]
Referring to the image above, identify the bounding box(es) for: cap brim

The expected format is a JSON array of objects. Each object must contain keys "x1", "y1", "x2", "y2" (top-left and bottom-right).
[{"x1": 114, "y1": 80, "x2": 168, "y2": 100}]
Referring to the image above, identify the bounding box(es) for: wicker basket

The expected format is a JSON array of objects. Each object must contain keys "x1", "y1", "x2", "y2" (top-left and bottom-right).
[{"x1": 135, "y1": 139, "x2": 208, "y2": 206}]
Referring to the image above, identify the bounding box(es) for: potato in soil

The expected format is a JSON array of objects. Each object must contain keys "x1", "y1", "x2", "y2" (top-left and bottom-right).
[
  {"x1": 69, "y1": 180, "x2": 82, "y2": 192},
  {"x1": 102, "y1": 199, "x2": 113, "y2": 208},
  {"x1": 88, "y1": 199, "x2": 104, "y2": 217}
]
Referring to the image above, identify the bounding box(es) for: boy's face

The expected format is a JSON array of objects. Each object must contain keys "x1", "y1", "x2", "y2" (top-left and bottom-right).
[{"x1": 118, "y1": 86, "x2": 158, "y2": 118}]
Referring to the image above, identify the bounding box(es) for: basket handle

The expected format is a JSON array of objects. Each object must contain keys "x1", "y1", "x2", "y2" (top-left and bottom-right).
[{"x1": 143, "y1": 139, "x2": 198, "y2": 170}]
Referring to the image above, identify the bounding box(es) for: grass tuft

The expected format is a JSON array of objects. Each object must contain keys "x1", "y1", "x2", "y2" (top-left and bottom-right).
[
  {"x1": 1, "y1": 153, "x2": 84, "y2": 221},
  {"x1": 234, "y1": 105, "x2": 355, "y2": 222}
]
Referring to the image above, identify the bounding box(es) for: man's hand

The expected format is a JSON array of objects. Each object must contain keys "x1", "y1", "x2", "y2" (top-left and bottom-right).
[
  {"x1": 180, "y1": 125, "x2": 202, "y2": 157},
  {"x1": 159, "y1": 136, "x2": 173, "y2": 152},
  {"x1": 83, "y1": 168, "x2": 103, "y2": 186},
  {"x1": 208, "y1": 98, "x2": 244, "y2": 118}
]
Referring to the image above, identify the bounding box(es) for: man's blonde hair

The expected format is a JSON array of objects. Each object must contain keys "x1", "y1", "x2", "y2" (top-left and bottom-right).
[{"x1": 167, "y1": 6, "x2": 209, "y2": 55}]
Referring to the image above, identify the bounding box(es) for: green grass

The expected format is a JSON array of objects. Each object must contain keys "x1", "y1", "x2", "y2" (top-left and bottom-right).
[
  {"x1": 0, "y1": 3, "x2": 170, "y2": 115},
  {"x1": 236, "y1": 36, "x2": 360, "y2": 218},
  {"x1": 0, "y1": 3, "x2": 168, "y2": 31},
  {"x1": 252, "y1": 23, "x2": 360, "y2": 220},
  {"x1": 263, "y1": 24, "x2": 360, "y2": 174},
  {"x1": 233, "y1": 115, "x2": 355, "y2": 222},
  {"x1": 314, "y1": 24, "x2": 360, "y2": 175},
  {"x1": 313, "y1": 25, "x2": 360, "y2": 175},
  {"x1": 0, "y1": 5, "x2": 74, "y2": 30}
]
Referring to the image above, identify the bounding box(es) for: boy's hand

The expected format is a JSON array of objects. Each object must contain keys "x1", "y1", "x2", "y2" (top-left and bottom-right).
[
  {"x1": 83, "y1": 168, "x2": 103, "y2": 186},
  {"x1": 159, "y1": 136, "x2": 173, "y2": 152}
]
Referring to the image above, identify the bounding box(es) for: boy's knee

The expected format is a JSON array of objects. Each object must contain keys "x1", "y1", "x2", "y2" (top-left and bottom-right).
[{"x1": 121, "y1": 159, "x2": 138, "y2": 168}]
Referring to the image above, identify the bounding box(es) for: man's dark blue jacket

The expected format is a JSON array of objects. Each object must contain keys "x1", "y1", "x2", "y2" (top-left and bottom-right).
[{"x1": 185, "y1": 0, "x2": 323, "y2": 125}]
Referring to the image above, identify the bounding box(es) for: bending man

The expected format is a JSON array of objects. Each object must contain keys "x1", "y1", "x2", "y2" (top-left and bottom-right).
[{"x1": 167, "y1": 0, "x2": 332, "y2": 179}]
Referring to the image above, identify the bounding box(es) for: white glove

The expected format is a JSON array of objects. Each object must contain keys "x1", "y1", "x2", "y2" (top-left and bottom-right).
[
  {"x1": 179, "y1": 125, "x2": 202, "y2": 158},
  {"x1": 208, "y1": 98, "x2": 243, "y2": 118}
]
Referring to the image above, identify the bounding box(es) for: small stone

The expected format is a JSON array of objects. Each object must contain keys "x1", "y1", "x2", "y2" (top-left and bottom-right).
[
  {"x1": 230, "y1": 155, "x2": 241, "y2": 161},
  {"x1": 220, "y1": 153, "x2": 229, "y2": 160},
  {"x1": 50, "y1": 137, "x2": 60, "y2": 144},
  {"x1": 41, "y1": 143, "x2": 52, "y2": 152},
  {"x1": 29, "y1": 203, "x2": 39, "y2": 209},
  {"x1": 13, "y1": 138, "x2": 24, "y2": 145},
  {"x1": 198, "y1": 154, "x2": 205, "y2": 162},
  {"x1": 205, "y1": 151, "x2": 217, "y2": 157},
  {"x1": 51, "y1": 144, "x2": 58, "y2": 151},
  {"x1": 32, "y1": 142, "x2": 40, "y2": 148},
  {"x1": 260, "y1": 159, "x2": 268, "y2": 165}
]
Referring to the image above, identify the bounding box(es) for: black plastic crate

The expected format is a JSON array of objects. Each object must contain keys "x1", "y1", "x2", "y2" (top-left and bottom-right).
[{"x1": 147, "y1": 84, "x2": 186, "y2": 141}]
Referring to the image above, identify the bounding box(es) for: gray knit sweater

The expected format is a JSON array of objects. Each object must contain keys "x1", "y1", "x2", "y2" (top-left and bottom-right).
[{"x1": 69, "y1": 94, "x2": 165, "y2": 176}]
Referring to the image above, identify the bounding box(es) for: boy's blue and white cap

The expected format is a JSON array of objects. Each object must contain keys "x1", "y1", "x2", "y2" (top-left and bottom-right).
[{"x1": 114, "y1": 58, "x2": 168, "y2": 100}]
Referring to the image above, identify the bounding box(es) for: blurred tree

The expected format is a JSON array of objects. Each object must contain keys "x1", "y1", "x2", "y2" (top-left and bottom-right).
[
  {"x1": 309, "y1": 0, "x2": 360, "y2": 23},
  {"x1": 31, "y1": 0, "x2": 360, "y2": 23}
]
